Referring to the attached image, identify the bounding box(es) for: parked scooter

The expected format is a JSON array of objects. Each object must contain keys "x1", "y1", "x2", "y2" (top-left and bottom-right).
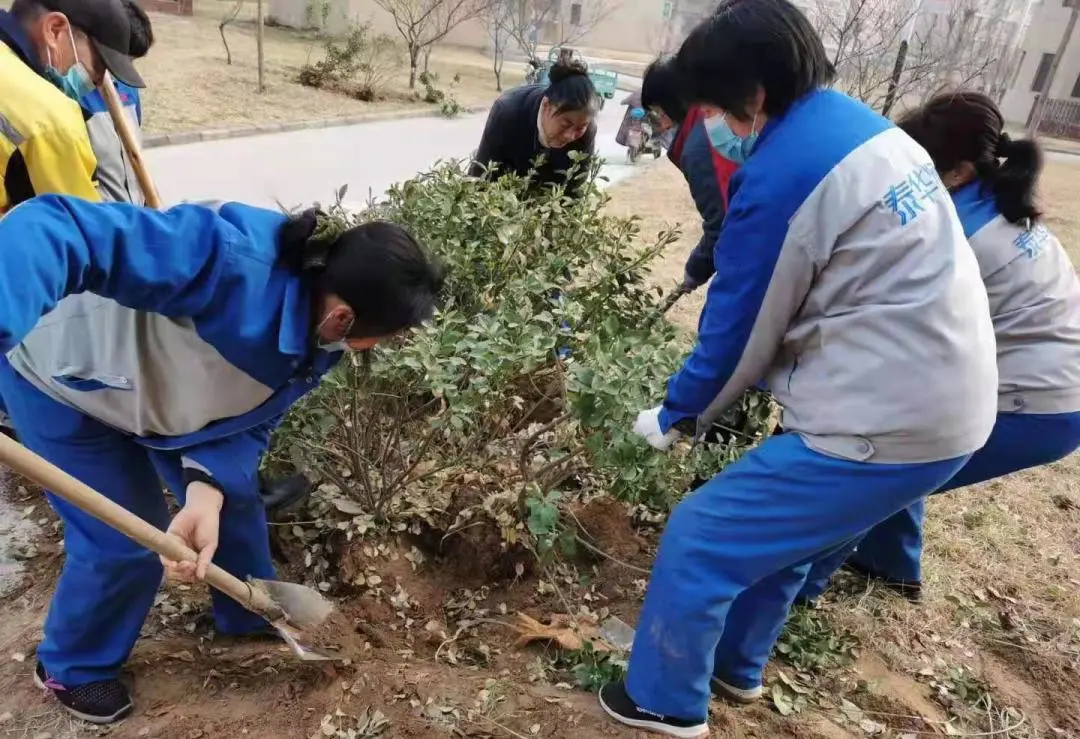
[
  {"x1": 625, "y1": 107, "x2": 663, "y2": 163},
  {"x1": 616, "y1": 91, "x2": 664, "y2": 163}
]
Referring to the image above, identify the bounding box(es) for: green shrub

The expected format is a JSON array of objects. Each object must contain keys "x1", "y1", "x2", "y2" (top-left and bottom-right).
[{"x1": 268, "y1": 157, "x2": 774, "y2": 563}]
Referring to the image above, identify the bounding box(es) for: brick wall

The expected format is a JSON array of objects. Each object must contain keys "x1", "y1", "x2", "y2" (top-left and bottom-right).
[{"x1": 138, "y1": 0, "x2": 193, "y2": 15}]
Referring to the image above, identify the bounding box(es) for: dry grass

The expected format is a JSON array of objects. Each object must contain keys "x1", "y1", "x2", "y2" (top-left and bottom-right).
[
  {"x1": 136, "y1": 2, "x2": 518, "y2": 134},
  {"x1": 606, "y1": 156, "x2": 1080, "y2": 734}
]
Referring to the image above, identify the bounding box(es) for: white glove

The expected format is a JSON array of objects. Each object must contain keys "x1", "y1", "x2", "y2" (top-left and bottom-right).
[{"x1": 633, "y1": 406, "x2": 683, "y2": 451}]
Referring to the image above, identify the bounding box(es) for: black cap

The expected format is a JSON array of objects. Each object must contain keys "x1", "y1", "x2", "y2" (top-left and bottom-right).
[{"x1": 39, "y1": 0, "x2": 145, "y2": 88}]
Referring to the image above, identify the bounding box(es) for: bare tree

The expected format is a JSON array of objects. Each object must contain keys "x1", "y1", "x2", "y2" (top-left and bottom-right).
[
  {"x1": 219, "y1": 0, "x2": 245, "y2": 65},
  {"x1": 374, "y1": 0, "x2": 492, "y2": 89},
  {"x1": 490, "y1": 0, "x2": 619, "y2": 65},
  {"x1": 481, "y1": 0, "x2": 515, "y2": 90},
  {"x1": 546, "y1": 0, "x2": 620, "y2": 49},
  {"x1": 811, "y1": 0, "x2": 1020, "y2": 115}
]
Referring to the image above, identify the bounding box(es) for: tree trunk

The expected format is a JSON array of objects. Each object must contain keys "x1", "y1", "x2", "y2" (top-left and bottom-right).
[
  {"x1": 409, "y1": 45, "x2": 420, "y2": 89},
  {"x1": 219, "y1": 22, "x2": 233, "y2": 65},
  {"x1": 422, "y1": 46, "x2": 433, "y2": 75},
  {"x1": 494, "y1": 50, "x2": 503, "y2": 91},
  {"x1": 256, "y1": 0, "x2": 265, "y2": 93}
]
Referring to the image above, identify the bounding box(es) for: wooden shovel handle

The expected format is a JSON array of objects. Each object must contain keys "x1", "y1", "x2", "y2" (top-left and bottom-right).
[
  {"x1": 0, "y1": 434, "x2": 281, "y2": 619},
  {"x1": 98, "y1": 72, "x2": 163, "y2": 209}
]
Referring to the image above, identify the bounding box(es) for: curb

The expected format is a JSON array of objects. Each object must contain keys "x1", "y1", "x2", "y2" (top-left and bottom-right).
[{"x1": 143, "y1": 104, "x2": 489, "y2": 149}]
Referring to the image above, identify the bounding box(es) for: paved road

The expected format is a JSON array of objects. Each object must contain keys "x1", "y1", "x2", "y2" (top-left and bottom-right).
[{"x1": 145, "y1": 97, "x2": 646, "y2": 211}]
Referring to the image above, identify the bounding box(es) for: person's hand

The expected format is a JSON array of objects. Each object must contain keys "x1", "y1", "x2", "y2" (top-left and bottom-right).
[
  {"x1": 633, "y1": 406, "x2": 683, "y2": 451},
  {"x1": 161, "y1": 481, "x2": 223, "y2": 582}
]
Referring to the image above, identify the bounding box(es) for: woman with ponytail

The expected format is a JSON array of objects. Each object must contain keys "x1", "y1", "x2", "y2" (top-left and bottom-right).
[
  {"x1": 469, "y1": 58, "x2": 598, "y2": 196},
  {"x1": 800, "y1": 91, "x2": 1080, "y2": 604},
  {"x1": 0, "y1": 195, "x2": 442, "y2": 723}
]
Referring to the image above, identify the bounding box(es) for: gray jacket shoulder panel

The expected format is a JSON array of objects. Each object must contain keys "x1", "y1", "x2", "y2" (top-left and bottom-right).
[{"x1": 969, "y1": 218, "x2": 1080, "y2": 413}]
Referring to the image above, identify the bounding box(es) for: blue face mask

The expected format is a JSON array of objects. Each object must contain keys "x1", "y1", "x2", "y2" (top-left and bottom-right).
[
  {"x1": 705, "y1": 114, "x2": 759, "y2": 164},
  {"x1": 44, "y1": 27, "x2": 96, "y2": 102}
]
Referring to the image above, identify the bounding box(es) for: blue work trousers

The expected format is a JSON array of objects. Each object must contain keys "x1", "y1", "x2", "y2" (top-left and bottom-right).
[
  {"x1": 0, "y1": 359, "x2": 275, "y2": 686},
  {"x1": 800, "y1": 410, "x2": 1080, "y2": 600},
  {"x1": 624, "y1": 432, "x2": 968, "y2": 721}
]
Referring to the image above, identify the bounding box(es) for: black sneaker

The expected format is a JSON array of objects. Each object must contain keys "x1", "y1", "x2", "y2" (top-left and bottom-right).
[
  {"x1": 598, "y1": 681, "x2": 708, "y2": 738},
  {"x1": 34, "y1": 661, "x2": 133, "y2": 725},
  {"x1": 843, "y1": 560, "x2": 922, "y2": 602}
]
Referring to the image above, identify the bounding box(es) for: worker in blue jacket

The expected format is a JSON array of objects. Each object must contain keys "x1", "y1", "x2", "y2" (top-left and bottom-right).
[
  {"x1": 596, "y1": 2, "x2": 998, "y2": 736},
  {"x1": 0, "y1": 196, "x2": 443, "y2": 724},
  {"x1": 799, "y1": 91, "x2": 1080, "y2": 604},
  {"x1": 641, "y1": 55, "x2": 738, "y2": 292}
]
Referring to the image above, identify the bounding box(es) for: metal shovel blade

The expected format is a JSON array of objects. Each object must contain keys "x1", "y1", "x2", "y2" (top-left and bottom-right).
[
  {"x1": 252, "y1": 578, "x2": 335, "y2": 630},
  {"x1": 249, "y1": 578, "x2": 340, "y2": 661}
]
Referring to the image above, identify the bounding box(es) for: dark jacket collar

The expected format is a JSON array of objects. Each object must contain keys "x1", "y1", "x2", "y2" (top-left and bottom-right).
[{"x1": 0, "y1": 10, "x2": 43, "y2": 74}]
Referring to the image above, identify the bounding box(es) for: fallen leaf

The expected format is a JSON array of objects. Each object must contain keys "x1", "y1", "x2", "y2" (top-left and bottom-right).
[
  {"x1": 776, "y1": 670, "x2": 812, "y2": 694},
  {"x1": 169, "y1": 650, "x2": 196, "y2": 663},
  {"x1": 331, "y1": 498, "x2": 366, "y2": 516},
  {"x1": 772, "y1": 684, "x2": 796, "y2": 716},
  {"x1": 10, "y1": 652, "x2": 25, "y2": 662},
  {"x1": 510, "y1": 612, "x2": 609, "y2": 651},
  {"x1": 0, "y1": 712, "x2": 12, "y2": 723},
  {"x1": 859, "y1": 719, "x2": 886, "y2": 735},
  {"x1": 840, "y1": 698, "x2": 864, "y2": 721}
]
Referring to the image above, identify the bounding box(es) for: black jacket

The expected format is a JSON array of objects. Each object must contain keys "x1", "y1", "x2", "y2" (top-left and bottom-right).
[{"x1": 469, "y1": 84, "x2": 596, "y2": 196}]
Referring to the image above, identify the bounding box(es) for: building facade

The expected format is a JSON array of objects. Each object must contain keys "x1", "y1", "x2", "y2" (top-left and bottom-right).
[
  {"x1": 999, "y1": 0, "x2": 1080, "y2": 135},
  {"x1": 267, "y1": 0, "x2": 677, "y2": 56}
]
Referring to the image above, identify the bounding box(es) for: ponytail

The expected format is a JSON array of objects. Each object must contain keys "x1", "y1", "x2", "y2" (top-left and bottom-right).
[
  {"x1": 277, "y1": 208, "x2": 345, "y2": 273},
  {"x1": 899, "y1": 91, "x2": 1043, "y2": 227},
  {"x1": 279, "y1": 209, "x2": 445, "y2": 339},
  {"x1": 981, "y1": 133, "x2": 1043, "y2": 226}
]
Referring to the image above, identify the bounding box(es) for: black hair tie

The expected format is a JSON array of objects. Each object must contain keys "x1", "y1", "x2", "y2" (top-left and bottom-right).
[
  {"x1": 280, "y1": 208, "x2": 345, "y2": 272},
  {"x1": 995, "y1": 132, "x2": 1012, "y2": 159}
]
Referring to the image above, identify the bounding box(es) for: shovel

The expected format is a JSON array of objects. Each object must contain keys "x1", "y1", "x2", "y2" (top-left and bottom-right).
[
  {"x1": 98, "y1": 72, "x2": 163, "y2": 209},
  {"x1": 0, "y1": 434, "x2": 336, "y2": 660}
]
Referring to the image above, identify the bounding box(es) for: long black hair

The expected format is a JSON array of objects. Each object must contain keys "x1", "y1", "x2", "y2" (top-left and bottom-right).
[
  {"x1": 898, "y1": 91, "x2": 1042, "y2": 225},
  {"x1": 545, "y1": 59, "x2": 597, "y2": 114},
  {"x1": 279, "y1": 210, "x2": 444, "y2": 338},
  {"x1": 675, "y1": 0, "x2": 834, "y2": 121}
]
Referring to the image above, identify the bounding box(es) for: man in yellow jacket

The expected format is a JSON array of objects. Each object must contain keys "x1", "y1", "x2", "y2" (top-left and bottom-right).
[{"x1": 0, "y1": 0, "x2": 145, "y2": 212}]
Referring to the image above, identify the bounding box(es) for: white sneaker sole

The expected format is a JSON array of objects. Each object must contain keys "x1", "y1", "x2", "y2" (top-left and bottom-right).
[
  {"x1": 711, "y1": 676, "x2": 763, "y2": 704},
  {"x1": 34, "y1": 669, "x2": 133, "y2": 725},
  {"x1": 598, "y1": 690, "x2": 709, "y2": 738}
]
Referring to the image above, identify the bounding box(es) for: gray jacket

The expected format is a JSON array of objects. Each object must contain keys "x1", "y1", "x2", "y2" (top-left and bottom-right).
[
  {"x1": 82, "y1": 86, "x2": 145, "y2": 205},
  {"x1": 955, "y1": 183, "x2": 1080, "y2": 415},
  {"x1": 660, "y1": 89, "x2": 998, "y2": 464}
]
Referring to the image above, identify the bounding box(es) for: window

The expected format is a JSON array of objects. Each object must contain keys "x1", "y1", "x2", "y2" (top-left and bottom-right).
[
  {"x1": 1032, "y1": 53, "x2": 1055, "y2": 92},
  {"x1": 570, "y1": 2, "x2": 582, "y2": 24}
]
